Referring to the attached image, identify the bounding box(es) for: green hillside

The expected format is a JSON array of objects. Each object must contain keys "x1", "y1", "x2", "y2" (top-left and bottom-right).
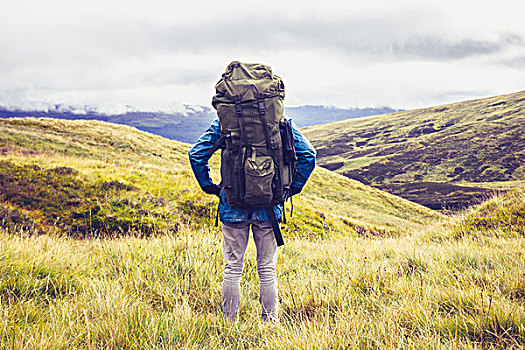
[
  {"x1": 1, "y1": 118, "x2": 524, "y2": 349},
  {"x1": 302, "y1": 90, "x2": 525, "y2": 210},
  {"x1": 0, "y1": 117, "x2": 438, "y2": 239}
]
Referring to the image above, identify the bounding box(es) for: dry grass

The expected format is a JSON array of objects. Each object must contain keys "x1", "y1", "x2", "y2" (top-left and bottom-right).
[{"x1": 1, "y1": 212, "x2": 524, "y2": 349}]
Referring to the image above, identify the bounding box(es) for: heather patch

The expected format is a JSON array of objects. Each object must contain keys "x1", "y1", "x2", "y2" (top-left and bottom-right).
[{"x1": 0, "y1": 161, "x2": 175, "y2": 237}]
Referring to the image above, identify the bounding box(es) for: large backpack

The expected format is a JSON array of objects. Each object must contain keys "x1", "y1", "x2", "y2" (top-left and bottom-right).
[{"x1": 209, "y1": 61, "x2": 297, "y2": 244}]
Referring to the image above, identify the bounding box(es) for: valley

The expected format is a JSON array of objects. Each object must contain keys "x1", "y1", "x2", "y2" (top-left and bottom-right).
[{"x1": 303, "y1": 90, "x2": 525, "y2": 210}]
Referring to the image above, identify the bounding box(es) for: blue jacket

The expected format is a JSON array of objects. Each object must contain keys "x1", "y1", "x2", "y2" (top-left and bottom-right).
[{"x1": 188, "y1": 118, "x2": 316, "y2": 222}]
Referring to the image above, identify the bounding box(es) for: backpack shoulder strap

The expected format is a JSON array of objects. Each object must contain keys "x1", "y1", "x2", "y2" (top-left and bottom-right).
[{"x1": 206, "y1": 134, "x2": 227, "y2": 156}]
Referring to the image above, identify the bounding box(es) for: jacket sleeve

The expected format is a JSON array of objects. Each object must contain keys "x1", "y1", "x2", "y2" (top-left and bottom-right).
[
  {"x1": 289, "y1": 119, "x2": 316, "y2": 190},
  {"x1": 188, "y1": 119, "x2": 221, "y2": 189}
]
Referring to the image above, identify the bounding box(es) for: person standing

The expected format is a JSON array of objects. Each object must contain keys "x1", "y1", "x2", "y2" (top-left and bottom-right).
[{"x1": 188, "y1": 62, "x2": 315, "y2": 323}]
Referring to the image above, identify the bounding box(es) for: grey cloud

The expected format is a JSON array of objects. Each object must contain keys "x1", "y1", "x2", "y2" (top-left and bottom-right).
[
  {"x1": 498, "y1": 55, "x2": 525, "y2": 68},
  {"x1": 1, "y1": 10, "x2": 523, "y2": 105},
  {"x1": 141, "y1": 17, "x2": 524, "y2": 62},
  {"x1": 144, "y1": 16, "x2": 413, "y2": 55},
  {"x1": 2, "y1": 14, "x2": 522, "y2": 74},
  {"x1": 141, "y1": 68, "x2": 217, "y2": 86},
  {"x1": 391, "y1": 34, "x2": 524, "y2": 60}
]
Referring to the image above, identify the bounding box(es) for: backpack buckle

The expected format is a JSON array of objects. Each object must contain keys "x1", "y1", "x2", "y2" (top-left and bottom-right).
[
  {"x1": 235, "y1": 101, "x2": 243, "y2": 118},
  {"x1": 257, "y1": 99, "x2": 266, "y2": 115}
]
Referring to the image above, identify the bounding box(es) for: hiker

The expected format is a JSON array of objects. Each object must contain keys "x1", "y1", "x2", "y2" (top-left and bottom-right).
[{"x1": 188, "y1": 62, "x2": 316, "y2": 323}]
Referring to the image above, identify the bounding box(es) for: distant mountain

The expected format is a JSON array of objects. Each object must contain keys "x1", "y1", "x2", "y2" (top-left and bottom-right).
[
  {"x1": 285, "y1": 105, "x2": 402, "y2": 127},
  {"x1": 302, "y1": 90, "x2": 525, "y2": 210},
  {"x1": 0, "y1": 105, "x2": 217, "y2": 144},
  {"x1": 0, "y1": 104, "x2": 401, "y2": 143}
]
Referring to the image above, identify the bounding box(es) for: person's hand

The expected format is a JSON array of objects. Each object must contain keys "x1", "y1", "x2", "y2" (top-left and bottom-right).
[{"x1": 203, "y1": 184, "x2": 222, "y2": 197}]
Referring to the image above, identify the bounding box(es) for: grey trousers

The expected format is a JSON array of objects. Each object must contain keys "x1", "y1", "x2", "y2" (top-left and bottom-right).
[{"x1": 221, "y1": 221, "x2": 278, "y2": 322}]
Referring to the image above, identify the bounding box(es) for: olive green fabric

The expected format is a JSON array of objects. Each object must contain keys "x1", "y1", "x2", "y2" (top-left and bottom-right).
[
  {"x1": 213, "y1": 61, "x2": 293, "y2": 208},
  {"x1": 212, "y1": 62, "x2": 285, "y2": 107}
]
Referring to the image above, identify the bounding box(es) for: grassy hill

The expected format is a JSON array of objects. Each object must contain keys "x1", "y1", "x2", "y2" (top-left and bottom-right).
[
  {"x1": 0, "y1": 117, "x2": 438, "y2": 239},
  {"x1": 302, "y1": 90, "x2": 525, "y2": 210},
  {"x1": 1, "y1": 118, "x2": 523, "y2": 349}
]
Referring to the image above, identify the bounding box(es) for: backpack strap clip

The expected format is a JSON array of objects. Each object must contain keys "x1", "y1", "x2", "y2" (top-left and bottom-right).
[
  {"x1": 257, "y1": 98, "x2": 266, "y2": 116},
  {"x1": 235, "y1": 101, "x2": 243, "y2": 118}
]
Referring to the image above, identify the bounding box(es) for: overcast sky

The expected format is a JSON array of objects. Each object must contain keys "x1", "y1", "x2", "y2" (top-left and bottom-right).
[{"x1": 1, "y1": 0, "x2": 524, "y2": 113}]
